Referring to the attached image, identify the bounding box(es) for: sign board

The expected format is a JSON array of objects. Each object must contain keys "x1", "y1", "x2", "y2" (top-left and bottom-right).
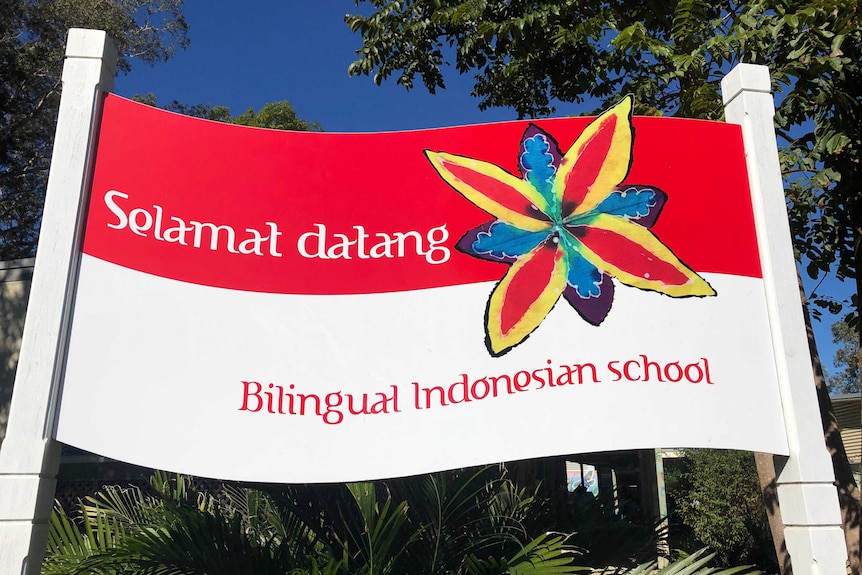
[
  {"x1": 55, "y1": 94, "x2": 788, "y2": 482},
  {"x1": 1, "y1": 33, "x2": 845, "y2": 575}
]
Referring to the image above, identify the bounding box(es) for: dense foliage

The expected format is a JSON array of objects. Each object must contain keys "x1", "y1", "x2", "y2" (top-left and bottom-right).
[
  {"x1": 0, "y1": 0, "x2": 189, "y2": 260},
  {"x1": 44, "y1": 468, "x2": 585, "y2": 575},
  {"x1": 830, "y1": 319, "x2": 861, "y2": 393},
  {"x1": 45, "y1": 467, "x2": 766, "y2": 575},
  {"x1": 665, "y1": 449, "x2": 776, "y2": 570}
]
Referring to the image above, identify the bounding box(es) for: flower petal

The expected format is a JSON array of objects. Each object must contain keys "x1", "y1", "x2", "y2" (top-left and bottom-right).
[
  {"x1": 561, "y1": 241, "x2": 603, "y2": 298},
  {"x1": 563, "y1": 276, "x2": 614, "y2": 326},
  {"x1": 567, "y1": 213, "x2": 715, "y2": 297},
  {"x1": 457, "y1": 222, "x2": 515, "y2": 263},
  {"x1": 486, "y1": 238, "x2": 568, "y2": 355},
  {"x1": 555, "y1": 97, "x2": 633, "y2": 218},
  {"x1": 470, "y1": 221, "x2": 548, "y2": 261},
  {"x1": 585, "y1": 186, "x2": 666, "y2": 228},
  {"x1": 425, "y1": 150, "x2": 553, "y2": 231},
  {"x1": 519, "y1": 125, "x2": 562, "y2": 211}
]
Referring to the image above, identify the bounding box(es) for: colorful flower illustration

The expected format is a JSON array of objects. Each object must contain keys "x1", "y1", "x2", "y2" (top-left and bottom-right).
[{"x1": 425, "y1": 96, "x2": 716, "y2": 356}]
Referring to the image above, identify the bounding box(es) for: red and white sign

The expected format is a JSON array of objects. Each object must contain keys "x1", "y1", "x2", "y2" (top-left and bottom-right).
[{"x1": 55, "y1": 94, "x2": 787, "y2": 482}]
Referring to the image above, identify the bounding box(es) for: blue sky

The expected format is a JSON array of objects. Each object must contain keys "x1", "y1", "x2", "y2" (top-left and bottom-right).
[
  {"x1": 112, "y1": 1, "x2": 850, "y2": 375},
  {"x1": 114, "y1": 2, "x2": 529, "y2": 131}
]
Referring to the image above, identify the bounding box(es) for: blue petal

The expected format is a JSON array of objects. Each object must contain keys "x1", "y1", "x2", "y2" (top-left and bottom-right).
[
  {"x1": 591, "y1": 187, "x2": 659, "y2": 221},
  {"x1": 520, "y1": 131, "x2": 558, "y2": 210},
  {"x1": 472, "y1": 221, "x2": 548, "y2": 259},
  {"x1": 560, "y1": 234, "x2": 603, "y2": 298}
]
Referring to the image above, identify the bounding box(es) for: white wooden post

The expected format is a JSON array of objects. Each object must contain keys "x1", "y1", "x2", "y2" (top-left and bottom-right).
[
  {"x1": 721, "y1": 63, "x2": 847, "y2": 574},
  {"x1": 0, "y1": 29, "x2": 116, "y2": 575}
]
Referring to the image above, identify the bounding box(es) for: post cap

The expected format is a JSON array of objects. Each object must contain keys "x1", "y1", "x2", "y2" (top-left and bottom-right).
[
  {"x1": 721, "y1": 63, "x2": 772, "y2": 105},
  {"x1": 65, "y1": 29, "x2": 118, "y2": 74}
]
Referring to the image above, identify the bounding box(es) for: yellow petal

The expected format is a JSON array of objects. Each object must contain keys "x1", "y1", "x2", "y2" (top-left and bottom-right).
[
  {"x1": 486, "y1": 239, "x2": 568, "y2": 355},
  {"x1": 554, "y1": 97, "x2": 633, "y2": 218}
]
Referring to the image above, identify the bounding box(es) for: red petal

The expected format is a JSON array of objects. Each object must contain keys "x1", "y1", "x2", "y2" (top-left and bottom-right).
[
  {"x1": 560, "y1": 114, "x2": 616, "y2": 213},
  {"x1": 500, "y1": 240, "x2": 562, "y2": 335},
  {"x1": 573, "y1": 226, "x2": 689, "y2": 286},
  {"x1": 442, "y1": 160, "x2": 550, "y2": 222}
]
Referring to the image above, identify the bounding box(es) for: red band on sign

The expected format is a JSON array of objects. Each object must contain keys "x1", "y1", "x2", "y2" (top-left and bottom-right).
[{"x1": 83, "y1": 95, "x2": 761, "y2": 294}]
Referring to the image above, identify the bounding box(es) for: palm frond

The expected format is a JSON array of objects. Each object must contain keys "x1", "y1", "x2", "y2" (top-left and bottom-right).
[
  {"x1": 337, "y1": 481, "x2": 409, "y2": 575},
  {"x1": 630, "y1": 548, "x2": 760, "y2": 575},
  {"x1": 43, "y1": 500, "x2": 129, "y2": 575},
  {"x1": 465, "y1": 532, "x2": 586, "y2": 575}
]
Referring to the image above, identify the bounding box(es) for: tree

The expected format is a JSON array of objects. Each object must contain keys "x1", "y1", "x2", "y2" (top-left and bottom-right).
[
  {"x1": 0, "y1": 0, "x2": 189, "y2": 261},
  {"x1": 135, "y1": 93, "x2": 324, "y2": 131},
  {"x1": 345, "y1": 0, "x2": 862, "y2": 569},
  {"x1": 665, "y1": 449, "x2": 777, "y2": 570},
  {"x1": 830, "y1": 319, "x2": 861, "y2": 394}
]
